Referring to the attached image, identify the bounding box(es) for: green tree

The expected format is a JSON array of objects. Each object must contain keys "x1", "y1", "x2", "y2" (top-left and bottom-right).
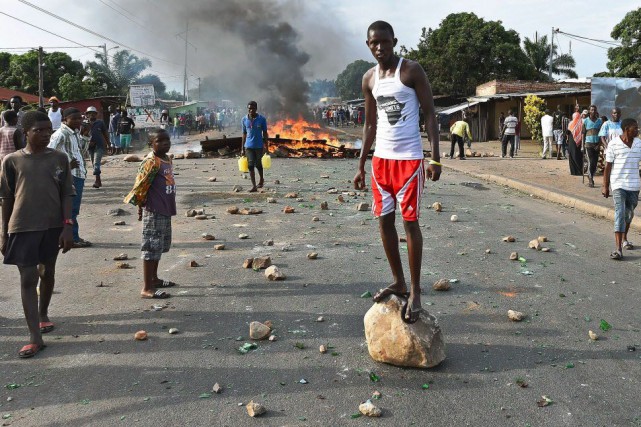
[
  {"x1": 85, "y1": 50, "x2": 153, "y2": 96},
  {"x1": 335, "y1": 60, "x2": 375, "y2": 100},
  {"x1": 309, "y1": 79, "x2": 337, "y2": 102},
  {"x1": 522, "y1": 35, "x2": 577, "y2": 80},
  {"x1": 162, "y1": 90, "x2": 184, "y2": 101},
  {"x1": 401, "y1": 13, "x2": 535, "y2": 96},
  {"x1": 523, "y1": 94, "x2": 546, "y2": 146},
  {"x1": 604, "y1": 7, "x2": 641, "y2": 77}
]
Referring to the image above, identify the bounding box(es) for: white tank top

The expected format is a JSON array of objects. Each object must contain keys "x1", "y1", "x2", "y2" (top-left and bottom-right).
[{"x1": 372, "y1": 57, "x2": 423, "y2": 160}]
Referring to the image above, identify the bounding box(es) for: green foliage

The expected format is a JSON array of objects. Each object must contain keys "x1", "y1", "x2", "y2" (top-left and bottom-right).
[
  {"x1": 523, "y1": 94, "x2": 546, "y2": 143},
  {"x1": 335, "y1": 60, "x2": 375, "y2": 100},
  {"x1": 401, "y1": 13, "x2": 535, "y2": 96},
  {"x1": 309, "y1": 79, "x2": 337, "y2": 102},
  {"x1": 522, "y1": 35, "x2": 577, "y2": 80},
  {"x1": 605, "y1": 7, "x2": 641, "y2": 77},
  {"x1": 85, "y1": 50, "x2": 152, "y2": 97}
]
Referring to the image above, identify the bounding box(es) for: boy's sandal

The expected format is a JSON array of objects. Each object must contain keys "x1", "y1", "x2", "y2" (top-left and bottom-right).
[
  {"x1": 39, "y1": 321, "x2": 55, "y2": 333},
  {"x1": 157, "y1": 279, "x2": 177, "y2": 288},
  {"x1": 610, "y1": 250, "x2": 623, "y2": 260},
  {"x1": 623, "y1": 241, "x2": 634, "y2": 250},
  {"x1": 141, "y1": 290, "x2": 171, "y2": 299},
  {"x1": 18, "y1": 343, "x2": 45, "y2": 359}
]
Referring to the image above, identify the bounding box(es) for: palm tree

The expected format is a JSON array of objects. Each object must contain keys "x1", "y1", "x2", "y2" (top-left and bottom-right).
[
  {"x1": 86, "y1": 50, "x2": 152, "y2": 96},
  {"x1": 523, "y1": 35, "x2": 578, "y2": 80}
]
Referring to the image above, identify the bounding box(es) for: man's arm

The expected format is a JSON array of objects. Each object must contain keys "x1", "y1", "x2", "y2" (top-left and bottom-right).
[
  {"x1": 465, "y1": 123, "x2": 472, "y2": 140},
  {"x1": 262, "y1": 124, "x2": 269, "y2": 152},
  {"x1": 1, "y1": 198, "x2": 13, "y2": 255},
  {"x1": 241, "y1": 118, "x2": 247, "y2": 155},
  {"x1": 409, "y1": 61, "x2": 440, "y2": 181},
  {"x1": 354, "y1": 68, "x2": 377, "y2": 190},
  {"x1": 602, "y1": 161, "x2": 612, "y2": 198},
  {"x1": 13, "y1": 129, "x2": 22, "y2": 150}
]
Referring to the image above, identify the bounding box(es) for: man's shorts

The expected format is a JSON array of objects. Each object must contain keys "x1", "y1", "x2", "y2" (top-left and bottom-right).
[
  {"x1": 3, "y1": 228, "x2": 62, "y2": 267},
  {"x1": 612, "y1": 189, "x2": 639, "y2": 232},
  {"x1": 110, "y1": 132, "x2": 120, "y2": 148},
  {"x1": 120, "y1": 134, "x2": 132, "y2": 148},
  {"x1": 141, "y1": 211, "x2": 172, "y2": 261},
  {"x1": 553, "y1": 129, "x2": 563, "y2": 145},
  {"x1": 246, "y1": 148, "x2": 263, "y2": 170},
  {"x1": 371, "y1": 157, "x2": 424, "y2": 221}
]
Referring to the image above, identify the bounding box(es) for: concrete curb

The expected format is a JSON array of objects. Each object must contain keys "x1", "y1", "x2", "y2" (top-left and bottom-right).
[{"x1": 444, "y1": 165, "x2": 641, "y2": 232}]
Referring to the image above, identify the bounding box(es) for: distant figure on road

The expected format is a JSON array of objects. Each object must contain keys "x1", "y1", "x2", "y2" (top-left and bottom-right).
[
  {"x1": 0, "y1": 111, "x2": 23, "y2": 163},
  {"x1": 541, "y1": 110, "x2": 554, "y2": 159},
  {"x1": 449, "y1": 119, "x2": 471, "y2": 160},
  {"x1": 354, "y1": 20, "x2": 441, "y2": 324},
  {"x1": 583, "y1": 105, "x2": 603, "y2": 188},
  {"x1": 241, "y1": 101, "x2": 268, "y2": 193},
  {"x1": 601, "y1": 118, "x2": 641, "y2": 260},
  {"x1": 47, "y1": 97, "x2": 63, "y2": 131},
  {"x1": 501, "y1": 109, "x2": 518, "y2": 158},
  {"x1": 498, "y1": 111, "x2": 505, "y2": 140},
  {"x1": 553, "y1": 105, "x2": 564, "y2": 159}
]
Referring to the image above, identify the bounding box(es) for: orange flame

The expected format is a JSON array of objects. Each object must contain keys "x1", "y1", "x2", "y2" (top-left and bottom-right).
[{"x1": 269, "y1": 117, "x2": 340, "y2": 144}]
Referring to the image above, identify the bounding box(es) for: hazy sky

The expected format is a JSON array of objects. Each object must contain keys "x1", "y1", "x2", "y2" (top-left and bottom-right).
[{"x1": 0, "y1": 0, "x2": 632, "y2": 94}]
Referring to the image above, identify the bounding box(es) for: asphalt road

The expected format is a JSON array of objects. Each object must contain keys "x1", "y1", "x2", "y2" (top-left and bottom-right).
[{"x1": 1, "y1": 149, "x2": 640, "y2": 427}]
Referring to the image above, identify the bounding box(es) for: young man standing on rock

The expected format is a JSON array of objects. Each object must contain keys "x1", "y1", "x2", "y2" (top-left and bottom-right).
[
  {"x1": 241, "y1": 101, "x2": 268, "y2": 193},
  {"x1": 354, "y1": 20, "x2": 441, "y2": 324}
]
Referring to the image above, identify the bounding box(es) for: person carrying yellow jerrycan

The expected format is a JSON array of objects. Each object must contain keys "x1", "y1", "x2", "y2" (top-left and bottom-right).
[
  {"x1": 261, "y1": 153, "x2": 271, "y2": 169},
  {"x1": 238, "y1": 155, "x2": 249, "y2": 172},
  {"x1": 241, "y1": 100, "x2": 269, "y2": 192}
]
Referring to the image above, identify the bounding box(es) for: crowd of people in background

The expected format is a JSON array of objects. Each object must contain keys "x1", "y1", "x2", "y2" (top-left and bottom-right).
[{"x1": 311, "y1": 105, "x2": 364, "y2": 127}]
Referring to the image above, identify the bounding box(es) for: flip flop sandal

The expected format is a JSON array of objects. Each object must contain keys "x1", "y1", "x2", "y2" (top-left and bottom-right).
[
  {"x1": 400, "y1": 302, "x2": 422, "y2": 324},
  {"x1": 623, "y1": 241, "x2": 634, "y2": 250},
  {"x1": 610, "y1": 250, "x2": 623, "y2": 260},
  {"x1": 141, "y1": 290, "x2": 171, "y2": 299},
  {"x1": 372, "y1": 287, "x2": 409, "y2": 303},
  {"x1": 39, "y1": 321, "x2": 55, "y2": 333},
  {"x1": 157, "y1": 279, "x2": 177, "y2": 288},
  {"x1": 18, "y1": 343, "x2": 45, "y2": 359}
]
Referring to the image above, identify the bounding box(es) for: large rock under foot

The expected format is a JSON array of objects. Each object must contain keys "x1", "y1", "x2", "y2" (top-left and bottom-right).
[{"x1": 364, "y1": 294, "x2": 446, "y2": 368}]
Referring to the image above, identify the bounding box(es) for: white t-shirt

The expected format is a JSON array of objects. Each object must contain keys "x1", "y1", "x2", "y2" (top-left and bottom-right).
[
  {"x1": 503, "y1": 116, "x2": 518, "y2": 136},
  {"x1": 541, "y1": 115, "x2": 553, "y2": 138},
  {"x1": 48, "y1": 108, "x2": 62, "y2": 131},
  {"x1": 605, "y1": 136, "x2": 641, "y2": 191}
]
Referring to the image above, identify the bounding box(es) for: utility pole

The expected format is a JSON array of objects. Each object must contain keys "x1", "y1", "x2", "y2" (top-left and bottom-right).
[
  {"x1": 102, "y1": 43, "x2": 108, "y2": 61},
  {"x1": 38, "y1": 46, "x2": 44, "y2": 108},
  {"x1": 183, "y1": 20, "x2": 189, "y2": 105},
  {"x1": 548, "y1": 27, "x2": 554, "y2": 81},
  {"x1": 197, "y1": 77, "x2": 201, "y2": 100}
]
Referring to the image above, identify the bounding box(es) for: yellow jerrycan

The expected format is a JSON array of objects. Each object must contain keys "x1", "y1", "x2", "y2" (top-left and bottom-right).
[
  {"x1": 238, "y1": 156, "x2": 249, "y2": 172},
  {"x1": 261, "y1": 153, "x2": 272, "y2": 169}
]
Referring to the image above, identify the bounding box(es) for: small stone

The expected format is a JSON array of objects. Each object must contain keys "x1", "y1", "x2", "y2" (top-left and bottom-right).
[
  {"x1": 507, "y1": 310, "x2": 525, "y2": 321},
  {"x1": 107, "y1": 208, "x2": 125, "y2": 216},
  {"x1": 450, "y1": 214, "x2": 459, "y2": 222},
  {"x1": 316, "y1": 316, "x2": 325, "y2": 322},
  {"x1": 274, "y1": 179, "x2": 280, "y2": 184},
  {"x1": 319, "y1": 344, "x2": 327, "y2": 354},
  {"x1": 252, "y1": 256, "x2": 272, "y2": 269},
  {"x1": 263, "y1": 239, "x2": 274, "y2": 246},
  {"x1": 238, "y1": 233, "x2": 249, "y2": 239},
  {"x1": 337, "y1": 195, "x2": 345, "y2": 203},
  {"x1": 134, "y1": 330, "x2": 147, "y2": 340},
  {"x1": 502, "y1": 236, "x2": 516, "y2": 242},
  {"x1": 202, "y1": 233, "x2": 215, "y2": 240},
  {"x1": 208, "y1": 177, "x2": 217, "y2": 182},
  {"x1": 123, "y1": 154, "x2": 141, "y2": 162},
  {"x1": 189, "y1": 260, "x2": 200, "y2": 267},
  {"x1": 246, "y1": 400, "x2": 266, "y2": 417},
  {"x1": 194, "y1": 215, "x2": 207, "y2": 220},
  {"x1": 432, "y1": 278, "x2": 451, "y2": 291},
  {"x1": 485, "y1": 249, "x2": 491, "y2": 254},
  {"x1": 432, "y1": 202, "x2": 442, "y2": 212},
  {"x1": 227, "y1": 206, "x2": 239, "y2": 214},
  {"x1": 359, "y1": 400, "x2": 382, "y2": 417},
  {"x1": 263, "y1": 320, "x2": 273, "y2": 329},
  {"x1": 232, "y1": 185, "x2": 243, "y2": 192},
  {"x1": 116, "y1": 262, "x2": 130, "y2": 269},
  {"x1": 327, "y1": 188, "x2": 338, "y2": 194},
  {"x1": 113, "y1": 253, "x2": 128, "y2": 261},
  {"x1": 186, "y1": 209, "x2": 197, "y2": 217},
  {"x1": 320, "y1": 174, "x2": 330, "y2": 178},
  {"x1": 537, "y1": 235, "x2": 549, "y2": 242},
  {"x1": 214, "y1": 244, "x2": 225, "y2": 250},
  {"x1": 283, "y1": 206, "x2": 295, "y2": 213},
  {"x1": 212, "y1": 383, "x2": 222, "y2": 394},
  {"x1": 509, "y1": 252, "x2": 519, "y2": 260},
  {"x1": 357, "y1": 202, "x2": 370, "y2": 211},
  {"x1": 243, "y1": 258, "x2": 254, "y2": 269},
  {"x1": 588, "y1": 330, "x2": 598, "y2": 341},
  {"x1": 312, "y1": 216, "x2": 320, "y2": 222},
  {"x1": 284, "y1": 192, "x2": 298, "y2": 198},
  {"x1": 268, "y1": 335, "x2": 277, "y2": 341},
  {"x1": 528, "y1": 239, "x2": 541, "y2": 250},
  {"x1": 296, "y1": 197, "x2": 304, "y2": 202},
  {"x1": 265, "y1": 265, "x2": 285, "y2": 281},
  {"x1": 541, "y1": 247, "x2": 551, "y2": 252},
  {"x1": 168, "y1": 328, "x2": 179, "y2": 334},
  {"x1": 113, "y1": 220, "x2": 126, "y2": 226},
  {"x1": 267, "y1": 197, "x2": 277, "y2": 203},
  {"x1": 307, "y1": 252, "x2": 318, "y2": 260},
  {"x1": 320, "y1": 201, "x2": 329, "y2": 210},
  {"x1": 249, "y1": 321, "x2": 272, "y2": 340}
]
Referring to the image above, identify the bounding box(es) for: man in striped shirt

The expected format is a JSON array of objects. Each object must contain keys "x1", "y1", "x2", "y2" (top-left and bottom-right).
[{"x1": 602, "y1": 118, "x2": 641, "y2": 260}]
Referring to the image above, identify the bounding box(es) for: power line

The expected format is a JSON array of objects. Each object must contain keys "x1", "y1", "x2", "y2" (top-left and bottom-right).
[
  {"x1": 556, "y1": 30, "x2": 620, "y2": 46},
  {"x1": 18, "y1": 0, "x2": 183, "y2": 67},
  {"x1": 560, "y1": 33, "x2": 611, "y2": 50},
  {"x1": 0, "y1": 45, "x2": 104, "y2": 50},
  {"x1": 98, "y1": 0, "x2": 148, "y2": 29}
]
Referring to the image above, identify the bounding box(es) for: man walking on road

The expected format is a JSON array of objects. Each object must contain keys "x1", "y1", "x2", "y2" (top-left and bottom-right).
[
  {"x1": 354, "y1": 20, "x2": 441, "y2": 324},
  {"x1": 602, "y1": 118, "x2": 641, "y2": 260},
  {"x1": 449, "y1": 119, "x2": 471, "y2": 160},
  {"x1": 583, "y1": 105, "x2": 603, "y2": 188},
  {"x1": 541, "y1": 110, "x2": 554, "y2": 159},
  {"x1": 501, "y1": 109, "x2": 518, "y2": 158},
  {"x1": 241, "y1": 101, "x2": 268, "y2": 193}
]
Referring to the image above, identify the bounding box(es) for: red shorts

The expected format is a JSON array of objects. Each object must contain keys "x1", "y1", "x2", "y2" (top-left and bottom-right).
[{"x1": 371, "y1": 157, "x2": 424, "y2": 221}]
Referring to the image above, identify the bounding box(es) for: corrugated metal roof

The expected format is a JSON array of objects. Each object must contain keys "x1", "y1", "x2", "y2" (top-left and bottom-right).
[{"x1": 468, "y1": 88, "x2": 590, "y2": 103}]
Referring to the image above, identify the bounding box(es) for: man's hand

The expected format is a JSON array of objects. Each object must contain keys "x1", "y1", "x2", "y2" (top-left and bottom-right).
[
  {"x1": 354, "y1": 169, "x2": 366, "y2": 190},
  {"x1": 59, "y1": 227, "x2": 73, "y2": 253},
  {"x1": 0, "y1": 233, "x2": 7, "y2": 256},
  {"x1": 70, "y1": 158, "x2": 79, "y2": 169},
  {"x1": 138, "y1": 206, "x2": 143, "y2": 221},
  {"x1": 426, "y1": 163, "x2": 441, "y2": 181},
  {"x1": 602, "y1": 185, "x2": 610, "y2": 198}
]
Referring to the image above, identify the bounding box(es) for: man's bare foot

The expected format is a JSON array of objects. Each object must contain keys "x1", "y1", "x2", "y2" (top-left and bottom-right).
[
  {"x1": 249, "y1": 187, "x2": 258, "y2": 193},
  {"x1": 258, "y1": 179, "x2": 264, "y2": 188},
  {"x1": 402, "y1": 292, "x2": 422, "y2": 324},
  {"x1": 372, "y1": 283, "x2": 408, "y2": 302}
]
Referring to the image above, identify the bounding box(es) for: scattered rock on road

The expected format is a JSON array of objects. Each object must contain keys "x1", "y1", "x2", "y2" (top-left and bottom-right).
[
  {"x1": 123, "y1": 154, "x2": 141, "y2": 162},
  {"x1": 509, "y1": 252, "x2": 519, "y2": 260},
  {"x1": 116, "y1": 262, "x2": 131, "y2": 269},
  {"x1": 319, "y1": 344, "x2": 327, "y2": 354},
  {"x1": 107, "y1": 208, "x2": 125, "y2": 216},
  {"x1": 432, "y1": 279, "x2": 451, "y2": 291},
  {"x1": 214, "y1": 244, "x2": 225, "y2": 250},
  {"x1": 307, "y1": 252, "x2": 318, "y2": 260},
  {"x1": 212, "y1": 383, "x2": 223, "y2": 394},
  {"x1": 502, "y1": 236, "x2": 516, "y2": 242},
  {"x1": 249, "y1": 321, "x2": 271, "y2": 340},
  {"x1": 450, "y1": 214, "x2": 459, "y2": 222},
  {"x1": 243, "y1": 258, "x2": 254, "y2": 269},
  {"x1": 320, "y1": 201, "x2": 329, "y2": 210},
  {"x1": 432, "y1": 202, "x2": 442, "y2": 212},
  {"x1": 588, "y1": 330, "x2": 598, "y2": 340},
  {"x1": 189, "y1": 260, "x2": 200, "y2": 267},
  {"x1": 134, "y1": 330, "x2": 148, "y2": 341},
  {"x1": 265, "y1": 265, "x2": 285, "y2": 281},
  {"x1": 283, "y1": 206, "x2": 295, "y2": 214},
  {"x1": 267, "y1": 197, "x2": 277, "y2": 203},
  {"x1": 227, "y1": 206, "x2": 239, "y2": 214},
  {"x1": 284, "y1": 192, "x2": 298, "y2": 198},
  {"x1": 202, "y1": 233, "x2": 215, "y2": 240},
  {"x1": 508, "y1": 310, "x2": 525, "y2": 321},
  {"x1": 208, "y1": 177, "x2": 217, "y2": 182},
  {"x1": 246, "y1": 401, "x2": 266, "y2": 417},
  {"x1": 359, "y1": 400, "x2": 382, "y2": 417},
  {"x1": 252, "y1": 256, "x2": 272, "y2": 269},
  {"x1": 168, "y1": 328, "x2": 179, "y2": 334},
  {"x1": 238, "y1": 233, "x2": 249, "y2": 239},
  {"x1": 537, "y1": 235, "x2": 549, "y2": 242},
  {"x1": 528, "y1": 239, "x2": 541, "y2": 250},
  {"x1": 113, "y1": 220, "x2": 126, "y2": 226}
]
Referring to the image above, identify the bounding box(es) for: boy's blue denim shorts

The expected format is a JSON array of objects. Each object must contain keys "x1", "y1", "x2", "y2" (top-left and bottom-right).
[
  {"x1": 612, "y1": 189, "x2": 639, "y2": 232},
  {"x1": 141, "y1": 211, "x2": 172, "y2": 261}
]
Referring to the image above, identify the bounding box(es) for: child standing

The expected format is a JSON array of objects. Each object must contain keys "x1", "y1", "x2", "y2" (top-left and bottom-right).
[
  {"x1": 0, "y1": 110, "x2": 23, "y2": 164},
  {"x1": 124, "y1": 129, "x2": 177, "y2": 299},
  {"x1": 0, "y1": 111, "x2": 75, "y2": 358}
]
